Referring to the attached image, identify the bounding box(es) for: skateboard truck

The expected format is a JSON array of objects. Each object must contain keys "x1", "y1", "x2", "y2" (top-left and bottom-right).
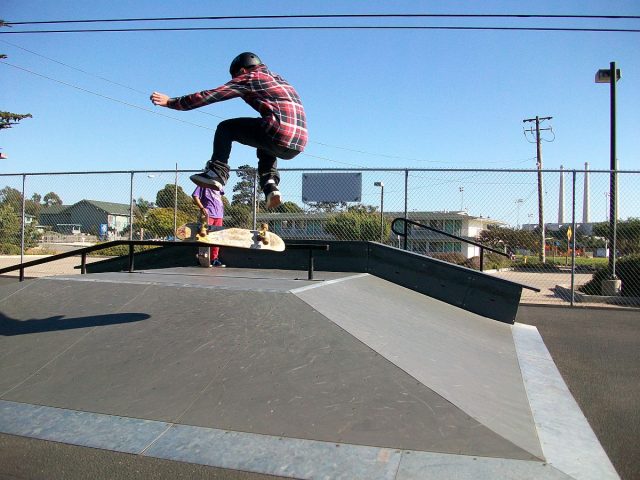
[
  {"x1": 257, "y1": 223, "x2": 270, "y2": 245},
  {"x1": 198, "y1": 212, "x2": 209, "y2": 239}
]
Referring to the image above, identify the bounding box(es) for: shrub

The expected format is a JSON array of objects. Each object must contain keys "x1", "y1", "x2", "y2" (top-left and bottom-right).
[
  {"x1": 431, "y1": 252, "x2": 467, "y2": 265},
  {"x1": 88, "y1": 243, "x2": 160, "y2": 257},
  {"x1": 25, "y1": 246, "x2": 63, "y2": 255},
  {"x1": 580, "y1": 255, "x2": 640, "y2": 297},
  {"x1": 460, "y1": 252, "x2": 512, "y2": 271},
  {"x1": 462, "y1": 256, "x2": 481, "y2": 270},
  {"x1": 0, "y1": 243, "x2": 21, "y2": 255}
]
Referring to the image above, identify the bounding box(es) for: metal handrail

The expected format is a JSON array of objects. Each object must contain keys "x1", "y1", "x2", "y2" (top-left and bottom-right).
[
  {"x1": 391, "y1": 218, "x2": 509, "y2": 272},
  {"x1": 0, "y1": 240, "x2": 329, "y2": 282}
]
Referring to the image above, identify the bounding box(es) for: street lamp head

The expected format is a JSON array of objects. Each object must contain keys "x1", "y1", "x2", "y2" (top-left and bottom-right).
[
  {"x1": 374, "y1": 181, "x2": 384, "y2": 187},
  {"x1": 595, "y1": 68, "x2": 621, "y2": 84}
]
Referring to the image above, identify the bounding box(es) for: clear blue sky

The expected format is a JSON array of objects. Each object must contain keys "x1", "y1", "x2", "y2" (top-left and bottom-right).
[{"x1": 1, "y1": 1, "x2": 639, "y2": 223}]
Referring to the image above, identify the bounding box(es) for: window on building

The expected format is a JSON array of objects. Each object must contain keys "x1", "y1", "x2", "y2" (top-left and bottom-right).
[
  {"x1": 428, "y1": 242, "x2": 462, "y2": 253},
  {"x1": 444, "y1": 220, "x2": 462, "y2": 235},
  {"x1": 429, "y1": 219, "x2": 444, "y2": 232}
]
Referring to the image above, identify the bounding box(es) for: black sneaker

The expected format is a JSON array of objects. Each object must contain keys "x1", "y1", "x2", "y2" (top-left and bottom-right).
[{"x1": 190, "y1": 169, "x2": 224, "y2": 190}]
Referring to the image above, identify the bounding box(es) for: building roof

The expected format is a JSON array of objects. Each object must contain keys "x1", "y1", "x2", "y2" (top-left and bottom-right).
[
  {"x1": 39, "y1": 200, "x2": 131, "y2": 217},
  {"x1": 39, "y1": 204, "x2": 70, "y2": 215},
  {"x1": 79, "y1": 200, "x2": 131, "y2": 215}
]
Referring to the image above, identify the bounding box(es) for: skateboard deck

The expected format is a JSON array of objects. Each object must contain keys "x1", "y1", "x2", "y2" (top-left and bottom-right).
[{"x1": 176, "y1": 222, "x2": 285, "y2": 252}]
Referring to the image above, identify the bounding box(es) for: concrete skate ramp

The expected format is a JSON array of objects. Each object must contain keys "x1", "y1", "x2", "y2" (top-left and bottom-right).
[{"x1": 0, "y1": 268, "x2": 618, "y2": 479}]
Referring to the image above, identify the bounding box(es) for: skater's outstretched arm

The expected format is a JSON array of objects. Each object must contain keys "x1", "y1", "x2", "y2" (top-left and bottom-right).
[{"x1": 150, "y1": 92, "x2": 170, "y2": 107}]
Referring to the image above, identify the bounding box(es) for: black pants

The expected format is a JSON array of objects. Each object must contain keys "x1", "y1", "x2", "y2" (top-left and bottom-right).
[{"x1": 209, "y1": 117, "x2": 300, "y2": 190}]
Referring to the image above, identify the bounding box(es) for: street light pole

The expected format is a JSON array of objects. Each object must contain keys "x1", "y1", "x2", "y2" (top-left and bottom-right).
[
  {"x1": 374, "y1": 182, "x2": 384, "y2": 243},
  {"x1": 515, "y1": 198, "x2": 524, "y2": 229},
  {"x1": 595, "y1": 61, "x2": 621, "y2": 282},
  {"x1": 609, "y1": 62, "x2": 618, "y2": 280}
]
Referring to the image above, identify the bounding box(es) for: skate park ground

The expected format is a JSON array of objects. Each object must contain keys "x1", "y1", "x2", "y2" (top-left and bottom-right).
[{"x1": 0, "y1": 264, "x2": 637, "y2": 480}]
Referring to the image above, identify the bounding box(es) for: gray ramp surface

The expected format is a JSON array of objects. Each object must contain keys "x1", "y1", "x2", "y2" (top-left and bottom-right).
[
  {"x1": 295, "y1": 274, "x2": 543, "y2": 459},
  {"x1": 0, "y1": 268, "x2": 619, "y2": 480}
]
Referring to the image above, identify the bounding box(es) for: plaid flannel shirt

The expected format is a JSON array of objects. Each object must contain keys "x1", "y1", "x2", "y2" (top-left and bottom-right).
[{"x1": 168, "y1": 65, "x2": 307, "y2": 152}]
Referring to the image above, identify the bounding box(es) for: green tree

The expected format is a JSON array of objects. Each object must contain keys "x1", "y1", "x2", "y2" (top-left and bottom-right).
[
  {"x1": 0, "y1": 186, "x2": 23, "y2": 212},
  {"x1": 25, "y1": 195, "x2": 42, "y2": 218},
  {"x1": 273, "y1": 201, "x2": 303, "y2": 214},
  {"x1": 231, "y1": 165, "x2": 256, "y2": 206},
  {"x1": 325, "y1": 208, "x2": 389, "y2": 241},
  {"x1": 477, "y1": 225, "x2": 539, "y2": 253},
  {"x1": 224, "y1": 203, "x2": 252, "y2": 229},
  {"x1": 0, "y1": 185, "x2": 44, "y2": 249},
  {"x1": 0, "y1": 110, "x2": 32, "y2": 131},
  {"x1": 43, "y1": 191, "x2": 63, "y2": 206},
  {"x1": 1, "y1": 36, "x2": 33, "y2": 132},
  {"x1": 592, "y1": 218, "x2": 640, "y2": 255},
  {"x1": 305, "y1": 201, "x2": 348, "y2": 213},
  {"x1": 0, "y1": 203, "x2": 20, "y2": 245},
  {"x1": 134, "y1": 197, "x2": 155, "y2": 216},
  {"x1": 155, "y1": 184, "x2": 198, "y2": 216},
  {"x1": 140, "y1": 207, "x2": 192, "y2": 238}
]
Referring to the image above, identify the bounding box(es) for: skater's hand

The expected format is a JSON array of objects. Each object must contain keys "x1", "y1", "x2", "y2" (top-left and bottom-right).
[{"x1": 150, "y1": 92, "x2": 170, "y2": 107}]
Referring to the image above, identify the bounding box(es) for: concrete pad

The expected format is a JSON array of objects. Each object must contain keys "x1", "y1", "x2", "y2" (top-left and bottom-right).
[
  {"x1": 395, "y1": 450, "x2": 572, "y2": 480},
  {"x1": 0, "y1": 400, "x2": 169, "y2": 454}
]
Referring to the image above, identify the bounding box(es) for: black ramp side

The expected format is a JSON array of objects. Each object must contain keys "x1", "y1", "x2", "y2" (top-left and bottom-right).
[
  {"x1": 366, "y1": 243, "x2": 523, "y2": 324},
  {"x1": 84, "y1": 241, "x2": 527, "y2": 324},
  {"x1": 294, "y1": 274, "x2": 543, "y2": 460},
  {"x1": 1, "y1": 275, "x2": 533, "y2": 459}
]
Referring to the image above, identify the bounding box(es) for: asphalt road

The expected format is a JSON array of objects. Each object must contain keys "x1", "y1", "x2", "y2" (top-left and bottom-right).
[{"x1": 516, "y1": 304, "x2": 640, "y2": 480}]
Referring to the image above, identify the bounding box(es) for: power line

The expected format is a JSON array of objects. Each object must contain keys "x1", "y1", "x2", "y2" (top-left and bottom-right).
[
  {"x1": 1, "y1": 60, "x2": 215, "y2": 130},
  {"x1": 5, "y1": 13, "x2": 640, "y2": 25},
  {"x1": 2, "y1": 25, "x2": 639, "y2": 34},
  {"x1": 0, "y1": 59, "x2": 370, "y2": 168},
  {"x1": 0, "y1": 59, "x2": 564, "y2": 168},
  {"x1": 0, "y1": 41, "x2": 533, "y2": 167}
]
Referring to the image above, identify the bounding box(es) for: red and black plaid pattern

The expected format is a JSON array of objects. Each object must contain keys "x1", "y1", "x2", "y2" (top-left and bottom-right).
[{"x1": 168, "y1": 66, "x2": 307, "y2": 152}]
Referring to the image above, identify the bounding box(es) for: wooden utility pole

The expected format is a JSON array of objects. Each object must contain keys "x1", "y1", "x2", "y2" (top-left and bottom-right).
[{"x1": 523, "y1": 116, "x2": 553, "y2": 263}]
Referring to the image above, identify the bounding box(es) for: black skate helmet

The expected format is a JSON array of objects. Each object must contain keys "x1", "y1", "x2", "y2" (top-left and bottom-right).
[{"x1": 229, "y1": 52, "x2": 262, "y2": 77}]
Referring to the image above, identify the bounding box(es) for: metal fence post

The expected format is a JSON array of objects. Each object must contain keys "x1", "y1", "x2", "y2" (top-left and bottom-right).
[
  {"x1": 129, "y1": 171, "x2": 134, "y2": 241},
  {"x1": 174, "y1": 163, "x2": 178, "y2": 240},
  {"x1": 252, "y1": 170, "x2": 258, "y2": 230},
  {"x1": 20, "y1": 174, "x2": 26, "y2": 262},
  {"x1": 403, "y1": 169, "x2": 409, "y2": 250},
  {"x1": 570, "y1": 170, "x2": 577, "y2": 306}
]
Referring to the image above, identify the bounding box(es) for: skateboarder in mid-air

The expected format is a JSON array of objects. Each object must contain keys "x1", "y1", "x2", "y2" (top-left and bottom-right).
[{"x1": 150, "y1": 52, "x2": 307, "y2": 210}]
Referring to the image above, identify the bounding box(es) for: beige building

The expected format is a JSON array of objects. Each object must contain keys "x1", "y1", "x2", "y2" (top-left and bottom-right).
[{"x1": 257, "y1": 210, "x2": 502, "y2": 259}]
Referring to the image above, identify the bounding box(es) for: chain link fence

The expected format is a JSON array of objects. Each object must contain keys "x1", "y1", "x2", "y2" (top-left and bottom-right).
[{"x1": 1, "y1": 168, "x2": 638, "y2": 307}]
